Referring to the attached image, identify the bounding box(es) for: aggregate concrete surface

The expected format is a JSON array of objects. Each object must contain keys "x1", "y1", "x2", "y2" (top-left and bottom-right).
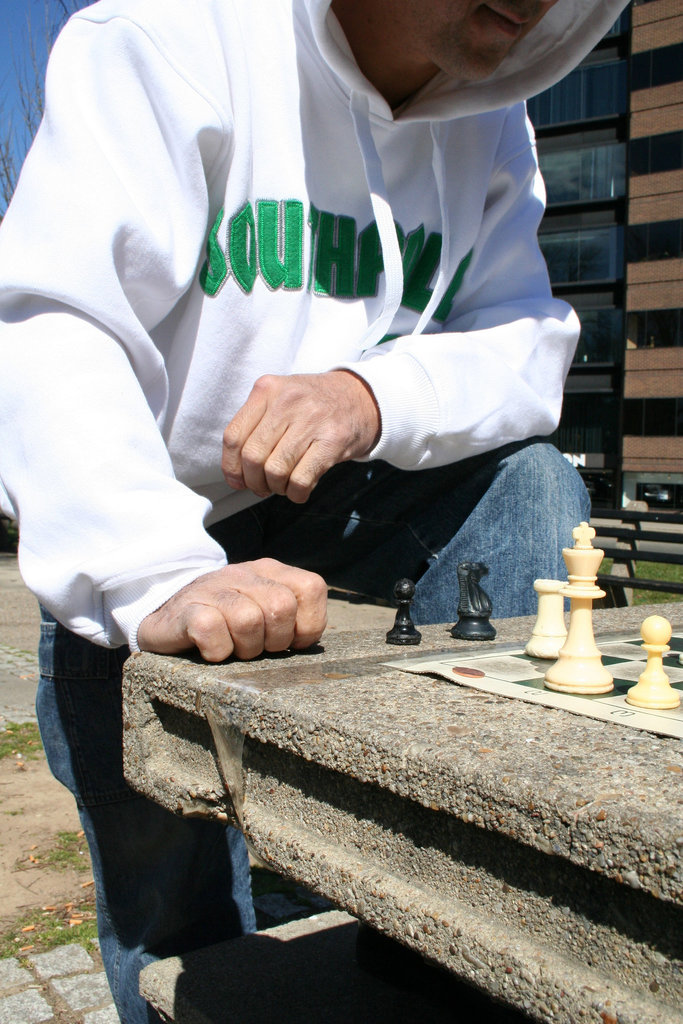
[{"x1": 123, "y1": 605, "x2": 683, "y2": 1024}]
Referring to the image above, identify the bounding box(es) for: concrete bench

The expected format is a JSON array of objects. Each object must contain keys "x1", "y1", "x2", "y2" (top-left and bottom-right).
[
  {"x1": 139, "y1": 910, "x2": 529, "y2": 1023},
  {"x1": 123, "y1": 605, "x2": 683, "y2": 1024}
]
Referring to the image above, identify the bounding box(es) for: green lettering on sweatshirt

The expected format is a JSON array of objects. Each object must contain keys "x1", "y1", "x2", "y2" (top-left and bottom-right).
[
  {"x1": 307, "y1": 204, "x2": 320, "y2": 292},
  {"x1": 434, "y1": 249, "x2": 474, "y2": 323},
  {"x1": 199, "y1": 198, "x2": 473, "y2": 325},
  {"x1": 229, "y1": 202, "x2": 257, "y2": 293},
  {"x1": 258, "y1": 200, "x2": 304, "y2": 290},
  {"x1": 402, "y1": 232, "x2": 442, "y2": 313},
  {"x1": 356, "y1": 221, "x2": 383, "y2": 297},
  {"x1": 199, "y1": 208, "x2": 227, "y2": 296},
  {"x1": 313, "y1": 210, "x2": 356, "y2": 297}
]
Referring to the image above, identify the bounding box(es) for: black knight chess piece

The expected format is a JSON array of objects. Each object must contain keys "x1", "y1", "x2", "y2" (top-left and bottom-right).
[
  {"x1": 386, "y1": 578, "x2": 422, "y2": 645},
  {"x1": 450, "y1": 561, "x2": 496, "y2": 641}
]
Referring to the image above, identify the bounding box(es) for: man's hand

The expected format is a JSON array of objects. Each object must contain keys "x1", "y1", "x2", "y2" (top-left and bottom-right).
[
  {"x1": 137, "y1": 559, "x2": 328, "y2": 662},
  {"x1": 222, "y1": 370, "x2": 381, "y2": 503}
]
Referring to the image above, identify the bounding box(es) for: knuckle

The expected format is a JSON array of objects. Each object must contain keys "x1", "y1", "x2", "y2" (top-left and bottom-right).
[
  {"x1": 263, "y1": 458, "x2": 291, "y2": 493},
  {"x1": 307, "y1": 571, "x2": 328, "y2": 602},
  {"x1": 265, "y1": 588, "x2": 298, "y2": 626},
  {"x1": 241, "y1": 438, "x2": 268, "y2": 468},
  {"x1": 222, "y1": 423, "x2": 241, "y2": 450},
  {"x1": 186, "y1": 605, "x2": 221, "y2": 638},
  {"x1": 229, "y1": 601, "x2": 264, "y2": 637},
  {"x1": 287, "y1": 464, "x2": 321, "y2": 502},
  {"x1": 252, "y1": 374, "x2": 277, "y2": 396}
]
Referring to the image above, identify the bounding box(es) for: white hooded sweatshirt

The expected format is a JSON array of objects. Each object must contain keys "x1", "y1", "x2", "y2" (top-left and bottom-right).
[{"x1": 0, "y1": 0, "x2": 628, "y2": 648}]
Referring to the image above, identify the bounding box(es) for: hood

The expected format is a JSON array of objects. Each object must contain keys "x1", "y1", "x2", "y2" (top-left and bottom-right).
[{"x1": 303, "y1": 0, "x2": 631, "y2": 120}]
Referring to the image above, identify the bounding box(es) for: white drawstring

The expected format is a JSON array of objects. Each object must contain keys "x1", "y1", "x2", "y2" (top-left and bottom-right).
[
  {"x1": 412, "y1": 121, "x2": 450, "y2": 334},
  {"x1": 349, "y1": 90, "x2": 404, "y2": 347}
]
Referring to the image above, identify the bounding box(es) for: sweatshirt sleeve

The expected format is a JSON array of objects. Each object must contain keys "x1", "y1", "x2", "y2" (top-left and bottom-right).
[
  {"x1": 344, "y1": 107, "x2": 579, "y2": 470},
  {"x1": 0, "y1": 14, "x2": 233, "y2": 649}
]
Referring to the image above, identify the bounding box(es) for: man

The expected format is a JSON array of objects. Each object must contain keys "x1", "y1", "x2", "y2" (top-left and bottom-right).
[{"x1": 0, "y1": 1, "x2": 628, "y2": 1019}]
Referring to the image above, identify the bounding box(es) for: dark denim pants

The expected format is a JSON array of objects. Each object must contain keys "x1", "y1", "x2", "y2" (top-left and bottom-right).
[{"x1": 36, "y1": 440, "x2": 588, "y2": 1023}]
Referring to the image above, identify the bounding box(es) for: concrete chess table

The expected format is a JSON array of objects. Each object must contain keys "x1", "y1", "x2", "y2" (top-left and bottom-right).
[{"x1": 123, "y1": 604, "x2": 683, "y2": 1024}]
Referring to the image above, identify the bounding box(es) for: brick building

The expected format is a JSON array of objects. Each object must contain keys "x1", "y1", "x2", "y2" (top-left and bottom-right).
[{"x1": 528, "y1": 0, "x2": 682, "y2": 510}]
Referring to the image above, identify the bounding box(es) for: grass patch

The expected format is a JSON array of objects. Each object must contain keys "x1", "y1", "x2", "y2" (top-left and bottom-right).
[
  {"x1": 600, "y1": 559, "x2": 683, "y2": 606},
  {"x1": 42, "y1": 831, "x2": 90, "y2": 873},
  {"x1": 0, "y1": 722, "x2": 42, "y2": 762},
  {"x1": 251, "y1": 865, "x2": 301, "y2": 899},
  {"x1": 16, "y1": 830, "x2": 91, "y2": 874},
  {"x1": 0, "y1": 896, "x2": 98, "y2": 959},
  {"x1": 0, "y1": 516, "x2": 18, "y2": 553}
]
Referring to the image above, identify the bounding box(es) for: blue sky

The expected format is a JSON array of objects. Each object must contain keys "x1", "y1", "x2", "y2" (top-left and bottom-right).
[
  {"x1": 1, "y1": 0, "x2": 85, "y2": 207},
  {"x1": 1, "y1": 1, "x2": 53, "y2": 118}
]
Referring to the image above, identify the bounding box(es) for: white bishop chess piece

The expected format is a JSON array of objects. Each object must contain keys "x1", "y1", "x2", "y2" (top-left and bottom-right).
[{"x1": 544, "y1": 522, "x2": 613, "y2": 695}]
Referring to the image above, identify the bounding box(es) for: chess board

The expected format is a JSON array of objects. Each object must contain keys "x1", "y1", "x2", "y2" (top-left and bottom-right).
[{"x1": 384, "y1": 632, "x2": 683, "y2": 739}]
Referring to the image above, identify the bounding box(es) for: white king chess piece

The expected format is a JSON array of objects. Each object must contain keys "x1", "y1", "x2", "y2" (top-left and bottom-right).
[{"x1": 544, "y1": 522, "x2": 613, "y2": 695}]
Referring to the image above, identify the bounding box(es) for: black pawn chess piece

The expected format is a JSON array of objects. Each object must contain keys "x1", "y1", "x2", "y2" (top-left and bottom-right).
[
  {"x1": 386, "y1": 578, "x2": 422, "y2": 646},
  {"x1": 450, "y1": 561, "x2": 496, "y2": 641}
]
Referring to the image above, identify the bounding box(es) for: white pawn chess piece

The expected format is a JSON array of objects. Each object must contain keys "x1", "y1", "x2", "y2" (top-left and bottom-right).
[
  {"x1": 544, "y1": 522, "x2": 613, "y2": 694},
  {"x1": 626, "y1": 615, "x2": 680, "y2": 710},
  {"x1": 525, "y1": 579, "x2": 567, "y2": 659}
]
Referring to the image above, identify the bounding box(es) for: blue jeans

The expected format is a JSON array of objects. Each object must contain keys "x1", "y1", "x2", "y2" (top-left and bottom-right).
[
  {"x1": 37, "y1": 623, "x2": 256, "y2": 1024},
  {"x1": 36, "y1": 439, "x2": 588, "y2": 1023}
]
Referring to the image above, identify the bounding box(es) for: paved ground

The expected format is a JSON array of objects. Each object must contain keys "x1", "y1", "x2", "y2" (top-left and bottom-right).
[
  {"x1": 0, "y1": 554, "x2": 42, "y2": 726},
  {"x1": 0, "y1": 945, "x2": 119, "y2": 1024},
  {"x1": 0, "y1": 553, "x2": 395, "y2": 1024}
]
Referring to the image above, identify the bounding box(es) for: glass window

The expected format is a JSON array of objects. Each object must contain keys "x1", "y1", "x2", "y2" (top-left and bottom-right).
[
  {"x1": 652, "y1": 43, "x2": 683, "y2": 89},
  {"x1": 574, "y1": 308, "x2": 623, "y2": 363},
  {"x1": 627, "y1": 221, "x2": 682, "y2": 263},
  {"x1": 630, "y1": 51, "x2": 650, "y2": 92},
  {"x1": 636, "y1": 482, "x2": 674, "y2": 509},
  {"x1": 622, "y1": 399, "x2": 643, "y2": 436},
  {"x1": 627, "y1": 225, "x2": 648, "y2": 262},
  {"x1": 539, "y1": 226, "x2": 623, "y2": 284},
  {"x1": 644, "y1": 399, "x2": 676, "y2": 436},
  {"x1": 528, "y1": 60, "x2": 627, "y2": 127},
  {"x1": 626, "y1": 311, "x2": 645, "y2": 348},
  {"x1": 650, "y1": 132, "x2": 683, "y2": 174},
  {"x1": 557, "y1": 394, "x2": 619, "y2": 455},
  {"x1": 579, "y1": 143, "x2": 626, "y2": 201},
  {"x1": 580, "y1": 471, "x2": 615, "y2": 509},
  {"x1": 631, "y1": 42, "x2": 683, "y2": 91},
  {"x1": 629, "y1": 132, "x2": 683, "y2": 176},
  {"x1": 627, "y1": 309, "x2": 682, "y2": 348},
  {"x1": 539, "y1": 142, "x2": 625, "y2": 203},
  {"x1": 629, "y1": 138, "x2": 650, "y2": 176},
  {"x1": 583, "y1": 62, "x2": 627, "y2": 118},
  {"x1": 647, "y1": 221, "x2": 681, "y2": 260},
  {"x1": 646, "y1": 309, "x2": 678, "y2": 348}
]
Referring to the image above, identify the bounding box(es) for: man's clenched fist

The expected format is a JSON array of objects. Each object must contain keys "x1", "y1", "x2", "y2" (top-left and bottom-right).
[
  {"x1": 137, "y1": 559, "x2": 328, "y2": 662},
  {"x1": 222, "y1": 369, "x2": 381, "y2": 503}
]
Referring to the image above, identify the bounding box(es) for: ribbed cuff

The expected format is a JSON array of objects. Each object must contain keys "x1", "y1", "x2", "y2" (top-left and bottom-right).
[
  {"x1": 106, "y1": 560, "x2": 227, "y2": 651},
  {"x1": 337, "y1": 352, "x2": 440, "y2": 469}
]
